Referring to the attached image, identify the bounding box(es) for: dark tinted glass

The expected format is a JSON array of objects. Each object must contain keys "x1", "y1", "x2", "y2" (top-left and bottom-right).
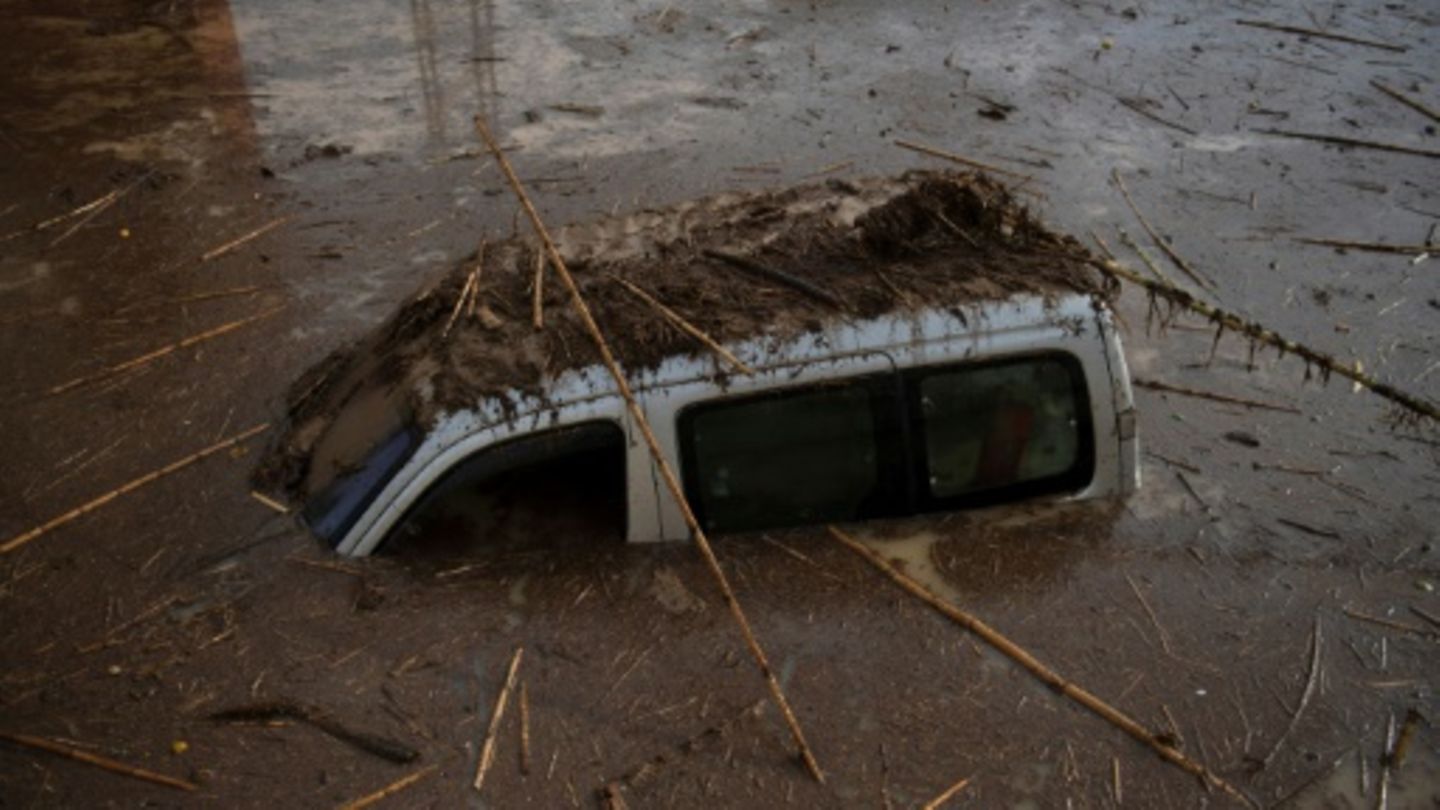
[
  {"x1": 682, "y1": 382, "x2": 885, "y2": 533},
  {"x1": 914, "y1": 355, "x2": 1090, "y2": 501}
]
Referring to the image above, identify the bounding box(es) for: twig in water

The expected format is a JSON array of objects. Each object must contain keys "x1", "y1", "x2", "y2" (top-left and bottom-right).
[
  {"x1": 1258, "y1": 616, "x2": 1322, "y2": 770},
  {"x1": 531, "y1": 249, "x2": 546, "y2": 329},
  {"x1": 920, "y1": 774, "x2": 971, "y2": 809},
  {"x1": 200, "y1": 216, "x2": 289, "y2": 262},
  {"x1": 1234, "y1": 19, "x2": 1408, "y2": 53},
  {"x1": 338, "y1": 765, "x2": 438, "y2": 810},
  {"x1": 828, "y1": 526, "x2": 1256, "y2": 807},
  {"x1": 1292, "y1": 236, "x2": 1434, "y2": 256},
  {"x1": 48, "y1": 305, "x2": 284, "y2": 395},
  {"x1": 1079, "y1": 255, "x2": 1440, "y2": 422},
  {"x1": 1112, "y1": 756, "x2": 1123, "y2": 806},
  {"x1": 1377, "y1": 713, "x2": 1395, "y2": 810},
  {"x1": 1112, "y1": 170, "x2": 1214, "y2": 290},
  {"x1": 701, "y1": 249, "x2": 846, "y2": 310},
  {"x1": 1386, "y1": 708, "x2": 1422, "y2": 771},
  {"x1": 1254, "y1": 129, "x2": 1440, "y2": 160},
  {"x1": 210, "y1": 701, "x2": 419, "y2": 763},
  {"x1": 1370, "y1": 80, "x2": 1440, "y2": 124},
  {"x1": 1342, "y1": 607, "x2": 1438, "y2": 640},
  {"x1": 1116, "y1": 97, "x2": 1197, "y2": 136},
  {"x1": 474, "y1": 646, "x2": 524, "y2": 793},
  {"x1": 1134, "y1": 378, "x2": 1301, "y2": 414},
  {"x1": 611, "y1": 276, "x2": 754, "y2": 375},
  {"x1": 1124, "y1": 572, "x2": 1174, "y2": 655},
  {"x1": 894, "y1": 138, "x2": 1029, "y2": 179},
  {"x1": 1, "y1": 424, "x2": 269, "y2": 554},
  {"x1": 249, "y1": 490, "x2": 289, "y2": 514},
  {"x1": 0, "y1": 731, "x2": 198, "y2": 792},
  {"x1": 475, "y1": 113, "x2": 826, "y2": 783},
  {"x1": 519, "y1": 681, "x2": 532, "y2": 775}
]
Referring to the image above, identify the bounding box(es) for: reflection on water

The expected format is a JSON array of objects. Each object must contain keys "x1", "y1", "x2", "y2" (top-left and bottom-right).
[{"x1": 854, "y1": 499, "x2": 1122, "y2": 600}]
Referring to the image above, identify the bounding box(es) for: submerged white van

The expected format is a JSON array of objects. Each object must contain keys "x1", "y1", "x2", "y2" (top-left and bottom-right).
[
  {"x1": 298, "y1": 292, "x2": 1138, "y2": 557},
  {"x1": 267, "y1": 171, "x2": 1141, "y2": 556}
]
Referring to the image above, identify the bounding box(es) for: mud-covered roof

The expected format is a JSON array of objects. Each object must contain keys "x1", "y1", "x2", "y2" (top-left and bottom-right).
[{"x1": 255, "y1": 170, "x2": 1106, "y2": 500}]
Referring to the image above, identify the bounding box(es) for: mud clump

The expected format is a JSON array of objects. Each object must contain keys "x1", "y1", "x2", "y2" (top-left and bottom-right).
[{"x1": 254, "y1": 170, "x2": 1104, "y2": 502}]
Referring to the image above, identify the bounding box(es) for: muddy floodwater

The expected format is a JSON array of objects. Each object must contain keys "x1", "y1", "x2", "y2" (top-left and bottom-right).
[{"x1": 1, "y1": 0, "x2": 1438, "y2": 807}]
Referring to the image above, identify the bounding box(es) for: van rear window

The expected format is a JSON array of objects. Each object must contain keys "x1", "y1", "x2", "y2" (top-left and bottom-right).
[{"x1": 912, "y1": 355, "x2": 1091, "y2": 504}]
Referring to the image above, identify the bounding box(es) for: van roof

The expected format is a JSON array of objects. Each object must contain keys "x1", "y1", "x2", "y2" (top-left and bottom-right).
[{"x1": 255, "y1": 170, "x2": 1106, "y2": 500}]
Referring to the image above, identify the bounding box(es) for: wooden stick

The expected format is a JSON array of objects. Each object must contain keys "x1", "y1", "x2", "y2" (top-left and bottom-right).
[
  {"x1": 894, "y1": 138, "x2": 1029, "y2": 179},
  {"x1": 1370, "y1": 80, "x2": 1440, "y2": 124},
  {"x1": 200, "y1": 216, "x2": 289, "y2": 262},
  {"x1": 475, "y1": 114, "x2": 826, "y2": 784},
  {"x1": 1116, "y1": 97, "x2": 1197, "y2": 136},
  {"x1": 701, "y1": 249, "x2": 846, "y2": 310},
  {"x1": 0, "y1": 731, "x2": 198, "y2": 792},
  {"x1": 250, "y1": 490, "x2": 290, "y2": 514},
  {"x1": 473, "y1": 646, "x2": 524, "y2": 793},
  {"x1": 1124, "y1": 572, "x2": 1174, "y2": 655},
  {"x1": 1, "y1": 423, "x2": 269, "y2": 554},
  {"x1": 339, "y1": 765, "x2": 437, "y2": 810},
  {"x1": 1259, "y1": 616, "x2": 1322, "y2": 769},
  {"x1": 531, "y1": 250, "x2": 546, "y2": 329},
  {"x1": 1254, "y1": 129, "x2": 1440, "y2": 160},
  {"x1": 1377, "y1": 712, "x2": 1395, "y2": 810},
  {"x1": 920, "y1": 775, "x2": 971, "y2": 810},
  {"x1": 1112, "y1": 170, "x2": 1213, "y2": 290},
  {"x1": 828, "y1": 526, "x2": 1256, "y2": 807},
  {"x1": 443, "y1": 268, "x2": 478, "y2": 339},
  {"x1": 519, "y1": 681, "x2": 532, "y2": 775},
  {"x1": 1081, "y1": 255, "x2": 1440, "y2": 422},
  {"x1": 611, "y1": 276, "x2": 755, "y2": 375},
  {"x1": 1133, "y1": 378, "x2": 1302, "y2": 415},
  {"x1": 48, "y1": 306, "x2": 284, "y2": 396},
  {"x1": 1292, "y1": 236, "x2": 1433, "y2": 255},
  {"x1": 1234, "y1": 20, "x2": 1408, "y2": 52},
  {"x1": 1342, "y1": 607, "x2": 1438, "y2": 640}
]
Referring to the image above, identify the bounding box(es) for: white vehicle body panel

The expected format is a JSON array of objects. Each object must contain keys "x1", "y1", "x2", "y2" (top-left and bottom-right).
[{"x1": 336, "y1": 292, "x2": 1138, "y2": 557}]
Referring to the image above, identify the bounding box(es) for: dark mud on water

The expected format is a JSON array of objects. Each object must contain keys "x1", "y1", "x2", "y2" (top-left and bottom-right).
[{"x1": 1, "y1": 0, "x2": 1438, "y2": 807}]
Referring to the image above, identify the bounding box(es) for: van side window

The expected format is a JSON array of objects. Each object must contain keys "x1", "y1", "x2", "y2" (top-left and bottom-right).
[
  {"x1": 679, "y1": 378, "x2": 902, "y2": 534},
  {"x1": 379, "y1": 421, "x2": 627, "y2": 556},
  {"x1": 911, "y1": 354, "x2": 1092, "y2": 503}
]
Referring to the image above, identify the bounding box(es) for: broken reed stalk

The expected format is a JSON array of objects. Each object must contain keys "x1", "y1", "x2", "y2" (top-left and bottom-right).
[
  {"x1": 701, "y1": 249, "x2": 846, "y2": 311},
  {"x1": 443, "y1": 269, "x2": 477, "y2": 337},
  {"x1": 1234, "y1": 19, "x2": 1408, "y2": 52},
  {"x1": 519, "y1": 681, "x2": 532, "y2": 775},
  {"x1": 532, "y1": 250, "x2": 546, "y2": 329},
  {"x1": 1133, "y1": 378, "x2": 1301, "y2": 415},
  {"x1": 1258, "y1": 616, "x2": 1322, "y2": 770},
  {"x1": 1085, "y1": 256, "x2": 1440, "y2": 423},
  {"x1": 1292, "y1": 236, "x2": 1433, "y2": 255},
  {"x1": 1254, "y1": 129, "x2": 1440, "y2": 160},
  {"x1": 893, "y1": 139, "x2": 1029, "y2": 180},
  {"x1": 200, "y1": 215, "x2": 289, "y2": 262},
  {"x1": 1112, "y1": 170, "x2": 1213, "y2": 290},
  {"x1": 920, "y1": 775, "x2": 971, "y2": 810},
  {"x1": 1370, "y1": 80, "x2": 1440, "y2": 124},
  {"x1": 474, "y1": 646, "x2": 524, "y2": 793},
  {"x1": 339, "y1": 765, "x2": 438, "y2": 810},
  {"x1": 0, "y1": 731, "x2": 198, "y2": 792},
  {"x1": 827, "y1": 526, "x2": 1256, "y2": 807},
  {"x1": 611, "y1": 276, "x2": 755, "y2": 375},
  {"x1": 0, "y1": 423, "x2": 269, "y2": 554},
  {"x1": 48, "y1": 305, "x2": 284, "y2": 395},
  {"x1": 474, "y1": 114, "x2": 826, "y2": 784}
]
